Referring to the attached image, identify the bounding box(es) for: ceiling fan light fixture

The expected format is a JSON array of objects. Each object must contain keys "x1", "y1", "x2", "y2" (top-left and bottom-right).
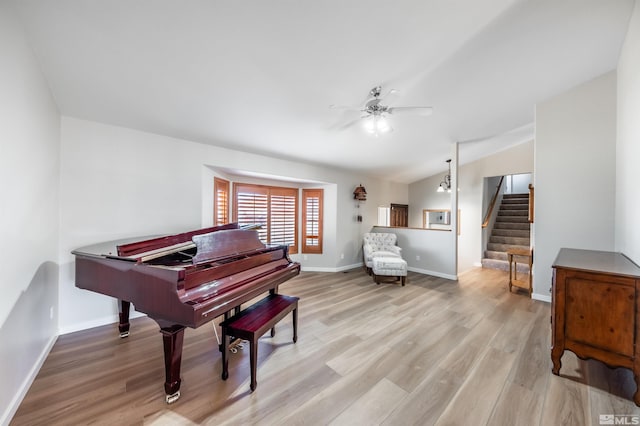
[
  {"x1": 377, "y1": 116, "x2": 391, "y2": 133},
  {"x1": 364, "y1": 114, "x2": 391, "y2": 136},
  {"x1": 331, "y1": 85, "x2": 430, "y2": 135}
]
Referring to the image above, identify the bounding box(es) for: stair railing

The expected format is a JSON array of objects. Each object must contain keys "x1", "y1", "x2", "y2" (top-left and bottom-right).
[
  {"x1": 482, "y1": 176, "x2": 505, "y2": 228},
  {"x1": 528, "y1": 184, "x2": 534, "y2": 223}
]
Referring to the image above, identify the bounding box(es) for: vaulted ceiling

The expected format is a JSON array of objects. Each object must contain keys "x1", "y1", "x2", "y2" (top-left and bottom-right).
[{"x1": 8, "y1": 0, "x2": 635, "y2": 183}]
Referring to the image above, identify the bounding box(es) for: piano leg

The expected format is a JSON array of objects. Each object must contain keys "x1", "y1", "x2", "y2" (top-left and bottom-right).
[
  {"x1": 118, "y1": 300, "x2": 130, "y2": 338},
  {"x1": 158, "y1": 323, "x2": 185, "y2": 404},
  {"x1": 220, "y1": 310, "x2": 243, "y2": 353},
  {"x1": 221, "y1": 324, "x2": 229, "y2": 380}
]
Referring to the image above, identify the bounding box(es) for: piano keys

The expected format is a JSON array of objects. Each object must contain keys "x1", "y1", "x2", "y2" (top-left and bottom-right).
[{"x1": 72, "y1": 223, "x2": 300, "y2": 403}]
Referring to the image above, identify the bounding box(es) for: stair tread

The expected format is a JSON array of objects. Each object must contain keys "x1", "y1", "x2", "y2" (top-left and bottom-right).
[
  {"x1": 494, "y1": 222, "x2": 530, "y2": 228},
  {"x1": 492, "y1": 229, "x2": 530, "y2": 237},
  {"x1": 485, "y1": 250, "x2": 508, "y2": 260},
  {"x1": 482, "y1": 258, "x2": 531, "y2": 273},
  {"x1": 487, "y1": 243, "x2": 530, "y2": 252},
  {"x1": 500, "y1": 204, "x2": 529, "y2": 208},
  {"x1": 496, "y1": 218, "x2": 529, "y2": 222},
  {"x1": 490, "y1": 236, "x2": 530, "y2": 245}
]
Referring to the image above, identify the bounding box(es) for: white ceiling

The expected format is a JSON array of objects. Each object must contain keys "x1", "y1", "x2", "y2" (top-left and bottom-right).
[{"x1": 8, "y1": 0, "x2": 635, "y2": 183}]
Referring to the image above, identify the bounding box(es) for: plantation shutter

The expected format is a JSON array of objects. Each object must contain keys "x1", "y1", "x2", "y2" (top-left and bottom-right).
[
  {"x1": 302, "y1": 188, "x2": 323, "y2": 254},
  {"x1": 270, "y1": 188, "x2": 298, "y2": 253},
  {"x1": 234, "y1": 184, "x2": 269, "y2": 243},
  {"x1": 213, "y1": 177, "x2": 229, "y2": 226},
  {"x1": 232, "y1": 183, "x2": 298, "y2": 253}
]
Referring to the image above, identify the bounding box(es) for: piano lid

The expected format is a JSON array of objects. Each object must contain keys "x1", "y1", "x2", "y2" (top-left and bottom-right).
[
  {"x1": 71, "y1": 235, "x2": 161, "y2": 260},
  {"x1": 192, "y1": 229, "x2": 266, "y2": 264},
  {"x1": 71, "y1": 223, "x2": 240, "y2": 262}
]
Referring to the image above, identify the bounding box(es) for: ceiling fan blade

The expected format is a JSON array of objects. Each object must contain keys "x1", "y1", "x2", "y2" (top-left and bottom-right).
[
  {"x1": 386, "y1": 106, "x2": 433, "y2": 116},
  {"x1": 364, "y1": 98, "x2": 382, "y2": 109},
  {"x1": 382, "y1": 88, "x2": 399, "y2": 100}
]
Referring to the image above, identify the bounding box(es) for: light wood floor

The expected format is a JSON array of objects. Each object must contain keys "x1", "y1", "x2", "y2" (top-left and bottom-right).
[{"x1": 12, "y1": 268, "x2": 640, "y2": 425}]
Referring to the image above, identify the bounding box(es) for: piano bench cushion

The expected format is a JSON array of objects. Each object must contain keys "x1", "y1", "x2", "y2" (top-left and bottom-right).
[
  {"x1": 220, "y1": 294, "x2": 299, "y2": 391},
  {"x1": 221, "y1": 294, "x2": 299, "y2": 338}
]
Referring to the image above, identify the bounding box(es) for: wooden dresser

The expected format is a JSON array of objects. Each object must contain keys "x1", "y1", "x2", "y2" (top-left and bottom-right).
[{"x1": 551, "y1": 248, "x2": 640, "y2": 406}]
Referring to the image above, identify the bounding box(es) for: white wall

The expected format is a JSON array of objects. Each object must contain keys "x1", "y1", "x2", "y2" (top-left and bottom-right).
[
  {"x1": 457, "y1": 142, "x2": 534, "y2": 272},
  {"x1": 408, "y1": 141, "x2": 534, "y2": 273},
  {"x1": 58, "y1": 117, "x2": 408, "y2": 333},
  {"x1": 373, "y1": 227, "x2": 457, "y2": 279},
  {"x1": 616, "y1": 1, "x2": 640, "y2": 265},
  {"x1": 534, "y1": 71, "x2": 617, "y2": 300},
  {"x1": 0, "y1": 3, "x2": 60, "y2": 423},
  {"x1": 505, "y1": 173, "x2": 532, "y2": 194},
  {"x1": 409, "y1": 173, "x2": 452, "y2": 229}
]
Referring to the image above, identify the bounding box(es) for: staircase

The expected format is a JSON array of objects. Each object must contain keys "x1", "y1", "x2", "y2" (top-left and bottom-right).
[{"x1": 482, "y1": 193, "x2": 531, "y2": 273}]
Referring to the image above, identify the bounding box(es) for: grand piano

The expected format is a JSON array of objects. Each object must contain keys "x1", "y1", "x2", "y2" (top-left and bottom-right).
[{"x1": 72, "y1": 223, "x2": 300, "y2": 403}]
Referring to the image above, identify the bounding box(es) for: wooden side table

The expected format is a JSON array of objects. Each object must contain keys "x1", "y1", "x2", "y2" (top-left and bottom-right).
[
  {"x1": 507, "y1": 247, "x2": 533, "y2": 296},
  {"x1": 551, "y1": 248, "x2": 640, "y2": 406}
]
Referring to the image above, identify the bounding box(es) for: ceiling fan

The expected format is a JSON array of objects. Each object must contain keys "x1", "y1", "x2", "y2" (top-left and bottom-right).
[{"x1": 331, "y1": 85, "x2": 433, "y2": 136}]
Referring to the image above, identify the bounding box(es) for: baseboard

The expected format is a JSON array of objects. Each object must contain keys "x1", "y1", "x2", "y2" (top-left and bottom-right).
[
  {"x1": 532, "y1": 293, "x2": 551, "y2": 303},
  {"x1": 408, "y1": 266, "x2": 457, "y2": 281},
  {"x1": 301, "y1": 263, "x2": 362, "y2": 273},
  {"x1": 301, "y1": 264, "x2": 456, "y2": 280},
  {"x1": 1, "y1": 334, "x2": 57, "y2": 426},
  {"x1": 58, "y1": 310, "x2": 146, "y2": 336}
]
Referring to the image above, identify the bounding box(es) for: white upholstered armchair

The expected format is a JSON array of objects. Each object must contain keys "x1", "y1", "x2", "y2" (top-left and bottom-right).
[{"x1": 363, "y1": 232, "x2": 402, "y2": 274}]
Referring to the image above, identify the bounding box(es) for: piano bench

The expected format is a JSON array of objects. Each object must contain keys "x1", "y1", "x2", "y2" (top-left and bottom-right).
[{"x1": 220, "y1": 293, "x2": 299, "y2": 391}]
